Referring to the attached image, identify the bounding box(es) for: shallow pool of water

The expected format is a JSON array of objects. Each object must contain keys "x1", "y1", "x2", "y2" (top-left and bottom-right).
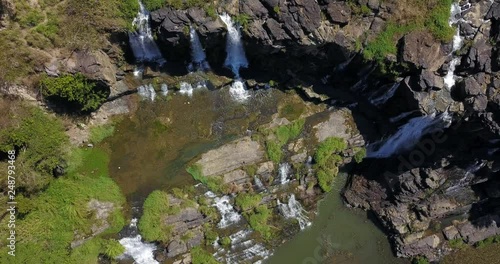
[{"x1": 267, "y1": 174, "x2": 409, "y2": 264}]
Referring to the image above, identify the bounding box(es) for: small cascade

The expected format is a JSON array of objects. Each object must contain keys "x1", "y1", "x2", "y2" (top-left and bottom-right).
[
  {"x1": 219, "y1": 13, "x2": 249, "y2": 77},
  {"x1": 129, "y1": 1, "x2": 165, "y2": 64},
  {"x1": 444, "y1": 2, "x2": 466, "y2": 89},
  {"x1": 207, "y1": 192, "x2": 242, "y2": 228},
  {"x1": 278, "y1": 163, "x2": 291, "y2": 185},
  {"x1": 277, "y1": 194, "x2": 311, "y2": 230},
  {"x1": 179, "y1": 82, "x2": 194, "y2": 97},
  {"x1": 188, "y1": 27, "x2": 210, "y2": 71},
  {"x1": 369, "y1": 82, "x2": 400, "y2": 106},
  {"x1": 254, "y1": 176, "x2": 265, "y2": 191},
  {"x1": 446, "y1": 161, "x2": 486, "y2": 193},
  {"x1": 160, "y1": 83, "x2": 168, "y2": 96},
  {"x1": 389, "y1": 110, "x2": 419, "y2": 123},
  {"x1": 137, "y1": 84, "x2": 156, "y2": 101},
  {"x1": 214, "y1": 229, "x2": 272, "y2": 263},
  {"x1": 118, "y1": 218, "x2": 159, "y2": 264},
  {"x1": 367, "y1": 112, "x2": 453, "y2": 158},
  {"x1": 229, "y1": 80, "x2": 251, "y2": 102}
]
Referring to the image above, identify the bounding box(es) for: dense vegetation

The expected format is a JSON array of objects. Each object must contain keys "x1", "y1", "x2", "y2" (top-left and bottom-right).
[
  {"x1": 186, "y1": 164, "x2": 229, "y2": 194},
  {"x1": 264, "y1": 119, "x2": 305, "y2": 163},
  {"x1": 40, "y1": 73, "x2": 108, "y2": 112},
  {"x1": 361, "y1": 0, "x2": 455, "y2": 72},
  {"x1": 138, "y1": 190, "x2": 178, "y2": 242},
  {"x1": 313, "y1": 137, "x2": 347, "y2": 192}
]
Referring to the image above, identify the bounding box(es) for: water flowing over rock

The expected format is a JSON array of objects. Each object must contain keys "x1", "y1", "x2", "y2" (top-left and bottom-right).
[
  {"x1": 206, "y1": 191, "x2": 243, "y2": 228},
  {"x1": 254, "y1": 176, "x2": 265, "y2": 191},
  {"x1": 188, "y1": 26, "x2": 210, "y2": 71},
  {"x1": 214, "y1": 229, "x2": 272, "y2": 263},
  {"x1": 367, "y1": 112, "x2": 452, "y2": 158},
  {"x1": 444, "y1": 2, "x2": 467, "y2": 89},
  {"x1": 179, "y1": 82, "x2": 194, "y2": 97},
  {"x1": 278, "y1": 163, "x2": 291, "y2": 185},
  {"x1": 277, "y1": 194, "x2": 311, "y2": 230},
  {"x1": 160, "y1": 83, "x2": 168, "y2": 96},
  {"x1": 129, "y1": 1, "x2": 165, "y2": 64},
  {"x1": 220, "y1": 13, "x2": 249, "y2": 77},
  {"x1": 369, "y1": 82, "x2": 400, "y2": 106},
  {"x1": 229, "y1": 80, "x2": 251, "y2": 102},
  {"x1": 137, "y1": 84, "x2": 156, "y2": 101},
  {"x1": 118, "y1": 218, "x2": 159, "y2": 264}
]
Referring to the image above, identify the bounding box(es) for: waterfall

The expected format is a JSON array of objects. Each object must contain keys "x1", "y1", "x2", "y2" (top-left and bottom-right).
[
  {"x1": 369, "y1": 82, "x2": 400, "y2": 106},
  {"x1": 219, "y1": 13, "x2": 249, "y2": 77},
  {"x1": 367, "y1": 112, "x2": 452, "y2": 158},
  {"x1": 254, "y1": 176, "x2": 265, "y2": 190},
  {"x1": 446, "y1": 161, "x2": 486, "y2": 193},
  {"x1": 137, "y1": 84, "x2": 156, "y2": 101},
  {"x1": 229, "y1": 80, "x2": 251, "y2": 102},
  {"x1": 160, "y1": 83, "x2": 168, "y2": 96},
  {"x1": 179, "y1": 82, "x2": 194, "y2": 97},
  {"x1": 389, "y1": 110, "x2": 419, "y2": 123},
  {"x1": 444, "y1": 2, "x2": 466, "y2": 90},
  {"x1": 118, "y1": 219, "x2": 159, "y2": 264},
  {"x1": 188, "y1": 27, "x2": 210, "y2": 71},
  {"x1": 205, "y1": 191, "x2": 242, "y2": 228},
  {"x1": 277, "y1": 194, "x2": 311, "y2": 230},
  {"x1": 278, "y1": 163, "x2": 291, "y2": 185},
  {"x1": 129, "y1": 1, "x2": 165, "y2": 64}
]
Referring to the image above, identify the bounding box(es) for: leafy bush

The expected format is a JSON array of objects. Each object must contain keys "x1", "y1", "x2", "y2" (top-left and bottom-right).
[
  {"x1": 40, "y1": 73, "x2": 108, "y2": 112},
  {"x1": 314, "y1": 137, "x2": 347, "y2": 165},
  {"x1": 220, "y1": 236, "x2": 231, "y2": 248},
  {"x1": 246, "y1": 205, "x2": 274, "y2": 240},
  {"x1": 314, "y1": 137, "x2": 346, "y2": 192},
  {"x1": 19, "y1": 9, "x2": 44, "y2": 27},
  {"x1": 265, "y1": 119, "x2": 305, "y2": 163},
  {"x1": 139, "y1": 190, "x2": 177, "y2": 242},
  {"x1": 234, "y1": 14, "x2": 251, "y2": 29},
  {"x1": 191, "y1": 246, "x2": 218, "y2": 264},
  {"x1": 266, "y1": 141, "x2": 283, "y2": 164},
  {"x1": 235, "y1": 193, "x2": 262, "y2": 211}
]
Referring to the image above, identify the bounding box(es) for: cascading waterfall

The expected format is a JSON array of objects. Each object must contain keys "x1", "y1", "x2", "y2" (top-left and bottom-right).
[
  {"x1": 179, "y1": 82, "x2": 195, "y2": 97},
  {"x1": 219, "y1": 13, "x2": 249, "y2": 77},
  {"x1": 369, "y1": 82, "x2": 400, "y2": 106},
  {"x1": 188, "y1": 27, "x2": 210, "y2": 72},
  {"x1": 278, "y1": 163, "x2": 291, "y2": 185},
  {"x1": 137, "y1": 84, "x2": 156, "y2": 101},
  {"x1": 205, "y1": 191, "x2": 243, "y2": 228},
  {"x1": 367, "y1": 112, "x2": 452, "y2": 158},
  {"x1": 160, "y1": 83, "x2": 168, "y2": 96},
  {"x1": 118, "y1": 218, "x2": 159, "y2": 264},
  {"x1": 444, "y1": 2, "x2": 467, "y2": 89},
  {"x1": 129, "y1": 1, "x2": 165, "y2": 64},
  {"x1": 277, "y1": 194, "x2": 311, "y2": 230},
  {"x1": 446, "y1": 161, "x2": 486, "y2": 193},
  {"x1": 254, "y1": 176, "x2": 265, "y2": 190},
  {"x1": 220, "y1": 13, "x2": 251, "y2": 102}
]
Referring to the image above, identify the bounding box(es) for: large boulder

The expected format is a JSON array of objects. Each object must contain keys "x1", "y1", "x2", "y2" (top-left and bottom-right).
[
  {"x1": 326, "y1": 2, "x2": 352, "y2": 25},
  {"x1": 399, "y1": 31, "x2": 446, "y2": 72}
]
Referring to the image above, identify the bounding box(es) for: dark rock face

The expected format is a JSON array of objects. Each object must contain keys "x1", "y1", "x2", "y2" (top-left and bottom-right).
[
  {"x1": 326, "y1": 2, "x2": 352, "y2": 25},
  {"x1": 399, "y1": 31, "x2": 446, "y2": 72}
]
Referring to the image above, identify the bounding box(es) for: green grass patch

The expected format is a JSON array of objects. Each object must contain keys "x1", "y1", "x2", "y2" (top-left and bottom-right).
[
  {"x1": 0, "y1": 147, "x2": 126, "y2": 263},
  {"x1": 265, "y1": 141, "x2": 283, "y2": 164},
  {"x1": 138, "y1": 190, "x2": 178, "y2": 242},
  {"x1": 313, "y1": 137, "x2": 346, "y2": 192},
  {"x1": 89, "y1": 123, "x2": 116, "y2": 144},
  {"x1": 245, "y1": 205, "x2": 274, "y2": 241},
  {"x1": 187, "y1": 164, "x2": 228, "y2": 193},
  {"x1": 474, "y1": 235, "x2": 500, "y2": 249},
  {"x1": 412, "y1": 256, "x2": 430, "y2": 264},
  {"x1": 191, "y1": 246, "x2": 218, "y2": 264},
  {"x1": 235, "y1": 192, "x2": 262, "y2": 211},
  {"x1": 449, "y1": 238, "x2": 468, "y2": 250},
  {"x1": 264, "y1": 119, "x2": 305, "y2": 163}
]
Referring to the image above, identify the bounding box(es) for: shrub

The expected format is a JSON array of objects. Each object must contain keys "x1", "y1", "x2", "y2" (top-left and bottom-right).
[
  {"x1": 191, "y1": 246, "x2": 218, "y2": 264},
  {"x1": 220, "y1": 236, "x2": 231, "y2": 248},
  {"x1": 265, "y1": 119, "x2": 305, "y2": 163},
  {"x1": 40, "y1": 73, "x2": 108, "y2": 112},
  {"x1": 314, "y1": 137, "x2": 346, "y2": 192},
  {"x1": 474, "y1": 235, "x2": 500, "y2": 249},
  {"x1": 353, "y1": 148, "x2": 367, "y2": 163},
  {"x1": 103, "y1": 239, "x2": 125, "y2": 259},
  {"x1": 203, "y1": 224, "x2": 218, "y2": 245},
  {"x1": 19, "y1": 9, "x2": 44, "y2": 27},
  {"x1": 187, "y1": 164, "x2": 227, "y2": 193},
  {"x1": 246, "y1": 205, "x2": 273, "y2": 240},
  {"x1": 235, "y1": 193, "x2": 262, "y2": 211},
  {"x1": 234, "y1": 14, "x2": 251, "y2": 29},
  {"x1": 412, "y1": 256, "x2": 429, "y2": 264},
  {"x1": 449, "y1": 238, "x2": 467, "y2": 249},
  {"x1": 314, "y1": 137, "x2": 347, "y2": 165},
  {"x1": 266, "y1": 141, "x2": 283, "y2": 164}
]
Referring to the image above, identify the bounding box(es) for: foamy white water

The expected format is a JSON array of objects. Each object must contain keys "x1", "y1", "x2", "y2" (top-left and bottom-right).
[
  {"x1": 160, "y1": 83, "x2": 168, "y2": 96},
  {"x1": 129, "y1": 1, "x2": 165, "y2": 64},
  {"x1": 278, "y1": 163, "x2": 291, "y2": 185},
  {"x1": 444, "y1": 2, "x2": 466, "y2": 89},
  {"x1": 212, "y1": 195, "x2": 242, "y2": 228},
  {"x1": 229, "y1": 80, "x2": 251, "y2": 102},
  {"x1": 370, "y1": 82, "x2": 400, "y2": 106},
  {"x1": 367, "y1": 112, "x2": 452, "y2": 158},
  {"x1": 220, "y1": 13, "x2": 249, "y2": 77},
  {"x1": 179, "y1": 82, "x2": 194, "y2": 97},
  {"x1": 277, "y1": 194, "x2": 311, "y2": 230},
  {"x1": 137, "y1": 84, "x2": 156, "y2": 101},
  {"x1": 118, "y1": 218, "x2": 159, "y2": 264}
]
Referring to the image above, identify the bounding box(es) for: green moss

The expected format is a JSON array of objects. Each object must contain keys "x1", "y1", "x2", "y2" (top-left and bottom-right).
[
  {"x1": 103, "y1": 239, "x2": 125, "y2": 259},
  {"x1": 220, "y1": 236, "x2": 231, "y2": 248},
  {"x1": 265, "y1": 141, "x2": 283, "y2": 164},
  {"x1": 314, "y1": 137, "x2": 347, "y2": 165},
  {"x1": 234, "y1": 14, "x2": 251, "y2": 30},
  {"x1": 235, "y1": 193, "x2": 262, "y2": 211},
  {"x1": 449, "y1": 238, "x2": 468, "y2": 250},
  {"x1": 412, "y1": 256, "x2": 430, "y2": 264},
  {"x1": 314, "y1": 137, "x2": 346, "y2": 192},
  {"x1": 187, "y1": 164, "x2": 228, "y2": 193},
  {"x1": 203, "y1": 224, "x2": 218, "y2": 245},
  {"x1": 264, "y1": 119, "x2": 305, "y2": 163},
  {"x1": 475, "y1": 235, "x2": 500, "y2": 249}
]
